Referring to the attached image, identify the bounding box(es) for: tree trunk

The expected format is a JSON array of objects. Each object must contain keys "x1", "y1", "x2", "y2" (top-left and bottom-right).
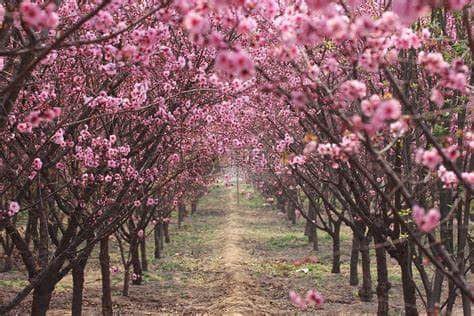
[
  {"x1": 331, "y1": 221, "x2": 341, "y2": 273},
  {"x1": 286, "y1": 201, "x2": 296, "y2": 225},
  {"x1": 178, "y1": 203, "x2": 186, "y2": 228},
  {"x1": 313, "y1": 223, "x2": 319, "y2": 251},
  {"x1": 374, "y1": 236, "x2": 389, "y2": 315},
  {"x1": 191, "y1": 201, "x2": 197, "y2": 214},
  {"x1": 469, "y1": 238, "x2": 474, "y2": 274},
  {"x1": 446, "y1": 280, "x2": 456, "y2": 315},
  {"x1": 140, "y1": 238, "x2": 148, "y2": 271},
  {"x1": 31, "y1": 206, "x2": 53, "y2": 316},
  {"x1": 350, "y1": 235, "x2": 360, "y2": 286},
  {"x1": 398, "y1": 251, "x2": 419, "y2": 316},
  {"x1": 164, "y1": 222, "x2": 170, "y2": 243},
  {"x1": 100, "y1": 238, "x2": 113, "y2": 316},
  {"x1": 72, "y1": 263, "x2": 86, "y2": 316},
  {"x1": 430, "y1": 268, "x2": 444, "y2": 314},
  {"x1": 154, "y1": 224, "x2": 161, "y2": 259},
  {"x1": 122, "y1": 267, "x2": 130, "y2": 297},
  {"x1": 130, "y1": 238, "x2": 142, "y2": 285},
  {"x1": 31, "y1": 279, "x2": 54, "y2": 316},
  {"x1": 359, "y1": 236, "x2": 373, "y2": 302}
]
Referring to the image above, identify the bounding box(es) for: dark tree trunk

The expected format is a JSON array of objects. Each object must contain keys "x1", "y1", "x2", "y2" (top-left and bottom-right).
[
  {"x1": 31, "y1": 279, "x2": 54, "y2": 316},
  {"x1": 430, "y1": 270, "x2": 444, "y2": 314},
  {"x1": 164, "y1": 222, "x2": 170, "y2": 243},
  {"x1": 178, "y1": 203, "x2": 186, "y2": 228},
  {"x1": 130, "y1": 238, "x2": 142, "y2": 285},
  {"x1": 350, "y1": 235, "x2": 360, "y2": 286},
  {"x1": 122, "y1": 266, "x2": 130, "y2": 297},
  {"x1": 154, "y1": 224, "x2": 162, "y2": 259},
  {"x1": 359, "y1": 236, "x2": 373, "y2": 302},
  {"x1": 374, "y1": 236, "x2": 389, "y2": 315},
  {"x1": 331, "y1": 221, "x2": 341, "y2": 273},
  {"x1": 287, "y1": 201, "x2": 296, "y2": 225},
  {"x1": 313, "y1": 223, "x2": 319, "y2": 251},
  {"x1": 446, "y1": 280, "x2": 456, "y2": 315},
  {"x1": 100, "y1": 238, "x2": 113, "y2": 316},
  {"x1": 398, "y1": 251, "x2": 419, "y2": 316},
  {"x1": 468, "y1": 238, "x2": 474, "y2": 274},
  {"x1": 191, "y1": 201, "x2": 197, "y2": 214},
  {"x1": 140, "y1": 238, "x2": 148, "y2": 271},
  {"x1": 312, "y1": 200, "x2": 319, "y2": 251},
  {"x1": 31, "y1": 206, "x2": 53, "y2": 316},
  {"x1": 72, "y1": 263, "x2": 86, "y2": 316}
]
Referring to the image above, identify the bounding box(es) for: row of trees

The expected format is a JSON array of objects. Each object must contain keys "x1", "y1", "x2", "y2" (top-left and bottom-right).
[
  {"x1": 221, "y1": 1, "x2": 474, "y2": 315},
  {"x1": 0, "y1": 0, "x2": 228, "y2": 315}
]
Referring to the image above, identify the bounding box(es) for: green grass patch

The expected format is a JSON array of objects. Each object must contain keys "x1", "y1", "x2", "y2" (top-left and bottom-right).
[
  {"x1": 0, "y1": 279, "x2": 28, "y2": 289},
  {"x1": 266, "y1": 233, "x2": 308, "y2": 250}
]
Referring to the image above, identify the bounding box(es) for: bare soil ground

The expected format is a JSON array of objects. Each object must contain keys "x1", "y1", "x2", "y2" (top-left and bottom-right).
[{"x1": 0, "y1": 182, "x2": 468, "y2": 315}]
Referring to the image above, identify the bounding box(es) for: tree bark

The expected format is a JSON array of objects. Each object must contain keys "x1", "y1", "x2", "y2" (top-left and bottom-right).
[
  {"x1": 164, "y1": 222, "x2": 170, "y2": 243},
  {"x1": 359, "y1": 236, "x2": 373, "y2": 302},
  {"x1": 100, "y1": 237, "x2": 113, "y2": 316},
  {"x1": 191, "y1": 201, "x2": 197, "y2": 214},
  {"x1": 398, "y1": 251, "x2": 419, "y2": 316},
  {"x1": 350, "y1": 235, "x2": 360, "y2": 286},
  {"x1": 72, "y1": 263, "x2": 86, "y2": 316},
  {"x1": 140, "y1": 238, "x2": 148, "y2": 271},
  {"x1": 331, "y1": 221, "x2": 341, "y2": 273},
  {"x1": 31, "y1": 278, "x2": 54, "y2": 316},
  {"x1": 122, "y1": 266, "x2": 130, "y2": 297},
  {"x1": 154, "y1": 224, "x2": 161, "y2": 259},
  {"x1": 178, "y1": 203, "x2": 186, "y2": 228},
  {"x1": 374, "y1": 236, "x2": 389, "y2": 315},
  {"x1": 130, "y1": 238, "x2": 142, "y2": 285}
]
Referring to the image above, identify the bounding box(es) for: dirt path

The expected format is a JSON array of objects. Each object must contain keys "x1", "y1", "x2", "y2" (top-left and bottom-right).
[{"x1": 209, "y1": 187, "x2": 270, "y2": 314}]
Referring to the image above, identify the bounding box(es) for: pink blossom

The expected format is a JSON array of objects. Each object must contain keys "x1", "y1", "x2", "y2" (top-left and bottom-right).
[
  {"x1": 137, "y1": 229, "x2": 144, "y2": 238},
  {"x1": 32, "y1": 158, "x2": 43, "y2": 171},
  {"x1": 361, "y1": 95, "x2": 381, "y2": 117},
  {"x1": 415, "y1": 148, "x2": 442, "y2": 170},
  {"x1": 374, "y1": 99, "x2": 402, "y2": 121},
  {"x1": 289, "y1": 291, "x2": 307, "y2": 309},
  {"x1": 0, "y1": 5, "x2": 5, "y2": 25},
  {"x1": 438, "y1": 166, "x2": 458, "y2": 188},
  {"x1": 340, "y1": 80, "x2": 367, "y2": 101},
  {"x1": 303, "y1": 141, "x2": 318, "y2": 155},
  {"x1": 412, "y1": 205, "x2": 441, "y2": 233},
  {"x1": 306, "y1": 289, "x2": 324, "y2": 306},
  {"x1": 216, "y1": 50, "x2": 255, "y2": 80},
  {"x1": 430, "y1": 89, "x2": 444, "y2": 107},
  {"x1": 461, "y1": 172, "x2": 474, "y2": 186},
  {"x1": 183, "y1": 11, "x2": 209, "y2": 34},
  {"x1": 423, "y1": 209, "x2": 441, "y2": 232},
  {"x1": 412, "y1": 205, "x2": 425, "y2": 227},
  {"x1": 17, "y1": 122, "x2": 31, "y2": 133},
  {"x1": 391, "y1": 0, "x2": 429, "y2": 25},
  {"x1": 146, "y1": 197, "x2": 155, "y2": 206},
  {"x1": 443, "y1": 145, "x2": 459, "y2": 162},
  {"x1": 305, "y1": 0, "x2": 332, "y2": 10},
  {"x1": 8, "y1": 201, "x2": 20, "y2": 216},
  {"x1": 448, "y1": 0, "x2": 470, "y2": 10},
  {"x1": 20, "y1": 2, "x2": 43, "y2": 27}
]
